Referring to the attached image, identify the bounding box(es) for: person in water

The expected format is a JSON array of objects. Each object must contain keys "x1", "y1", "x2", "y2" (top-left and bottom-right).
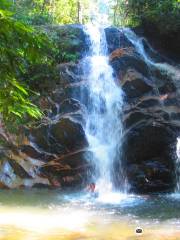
[
  {"x1": 86, "y1": 182, "x2": 96, "y2": 193},
  {"x1": 86, "y1": 182, "x2": 99, "y2": 198}
]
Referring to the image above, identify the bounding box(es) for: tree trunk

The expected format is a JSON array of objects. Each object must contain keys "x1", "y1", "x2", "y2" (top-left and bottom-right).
[{"x1": 77, "y1": 1, "x2": 83, "y2": 24}]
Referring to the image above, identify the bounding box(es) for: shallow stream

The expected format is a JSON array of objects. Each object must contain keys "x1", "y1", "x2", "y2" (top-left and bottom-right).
[{"x1": 0, "y1": 190, "x2": 179, "y2": 239}]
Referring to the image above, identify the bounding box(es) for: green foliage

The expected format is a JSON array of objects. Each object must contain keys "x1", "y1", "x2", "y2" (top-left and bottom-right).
[
  {"x1": 42, "y1": 25, "x2": 83, "y2": 63},
  {"x1": 51, "y1": 0, "x2": 78, "y2": 24},
  {"x1": 126, "y1": 0, "x2": 180, "y2": 31},
  {"x1": 13, "y1": 0, "x2": 54, "y2": 25},
  {"x1": 0, "y1": 0, "x2": 12, "y2": 9},
  {"x1": 55, "y1": 28, "x2": 81, "y2": 63},
  {"x1": 109, "y1": 0, "x2": 130, "y2": 26},
  {"x1": 12, "y1": 0, "x2": 90, "y2": 25},
  {"x1": 112, "y1": 0, "x2": 180, "y2": 33},
  {"x1": 0, "y1": 4, "x2": 51, "y2": 126},
  {"x1": 24, "y1": 63, "x2": 59, "y2": 93},
  {"x1": 59, "y1": 52, "x2": 79, "y2": 62}
]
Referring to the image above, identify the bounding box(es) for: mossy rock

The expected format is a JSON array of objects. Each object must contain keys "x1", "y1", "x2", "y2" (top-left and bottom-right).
[
  {"x1": 43, "y1": 24, "x2": 88, "y2": 63},
  {"x1": 25, "y1": 63, "x2": 59, "y2": 93}
]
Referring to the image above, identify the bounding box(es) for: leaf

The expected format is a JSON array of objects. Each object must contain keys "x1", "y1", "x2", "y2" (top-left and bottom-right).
[{"x1": 11, "y1": 80, "x2": 28, "y2": 96}]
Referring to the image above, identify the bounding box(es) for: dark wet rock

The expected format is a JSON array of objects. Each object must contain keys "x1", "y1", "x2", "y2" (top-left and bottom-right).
[
  {"x1": 123, "y1": 124, "x2": 175, "y2": 165},
  {"x1": 9, "y1": 160, "x2": 32, "y2": 179},
  {"x1": 136, "y1": 99, "x2": 159, "y2": 108},
  {"x1": 159, "y1": 83, "x2": 176, "y2": 95},
  {"x1": 136, "y1": 228, "x2": 143, "y2": 234},
  {"x1": 51, "y1": 79, "x2": 89, "y2": 107},
  {"x1": 0, "y1": 181, "x2": 9, "y2": 189},
  {"x1": 32, "y1": 183, "x2": 51, "y2": 189},
  {"x1": 108, "y1": 31, "x2": 180, "y2": 193},
  {"x1": 164, "y1": 96, "x2": 179, "y2": 106},
  {"x1": 30, "y1": 125, "x2": 50, "y2": 152},
  {"x1": 152, "y1": 69, "x2": 177, "y2": 94},
  {"x1": 30, "y1": 117, "x2": 88, "y2": 155},
  {"x1": 58, "y1": 62, "x2": 84, "y2": 85},
  {"x1": 134, "y1": 24, "x2": 180, "y2": 62},
  {"x1": 25, "y1": 64, "x2": 60, "y2": 94},
  {"x1": 0, "y1": 25, "x2": 91, "y2": 189},
  {"x1": 44, "y1": 24, "x2": 89, "y2": 62},
  {"x1": 127, "y1": 159, "x2": 174, "y2": 193},
  {"x1": 122, "y1": 124, "x2": 177, "y2": 193},
  {"x1": 111, "y1": 55, "x2": 149, "y2": 78},
  {"x1": 123, "y1": 111, "x2": 150, "y2": 129},
  {"x1": 50, "y1": 118, "x2": 88, "y2": 152},
  {"x1": 121, "y1": 68, "x2": 153, "y2": 98},
  {"x1": 59, "y1": 98, "x2": 84, "y2": 114},
  {"x1": 39, "y1": 150, "x2": 93, "y2": 189},
  {"x1": 171, "y1": 112, "x2": 180, "y2": 121},
  {"x1": 105, "y1": 27, "x2": 133, "y2": 53},
  {"x1": 59, "y1": 150, "x2": 92, "y2": 168},
  {"x1": 20, "y1": 145, "x2": 54, "y2": 162}
]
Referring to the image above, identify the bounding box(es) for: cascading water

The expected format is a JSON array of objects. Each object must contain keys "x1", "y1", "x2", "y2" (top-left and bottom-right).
[
  {"x1": 124, "y1": 28, "x2": 180, "y2": 85},
  {"x1": 82, "y1": 5, "x2": 124, "y2": 200},
  {"x1": 176, "y1": 138, "x2": 180, "y2": 192}
]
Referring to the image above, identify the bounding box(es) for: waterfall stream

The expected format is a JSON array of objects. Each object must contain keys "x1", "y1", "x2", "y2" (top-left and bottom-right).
[
  {"x1": 82, "y1": 21, "x2": 124, "y2": 198},
  {"x1": 124, "y1": 28, "x2": 180, "y2": 89},
  {"x1": 82, "y1": 20, "x2": 180, "y2": 197},
  {"x1": 176, "y1": 138, "x2": 180, "y2": 192}
]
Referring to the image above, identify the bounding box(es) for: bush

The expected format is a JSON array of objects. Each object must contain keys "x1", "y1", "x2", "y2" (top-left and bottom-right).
[
  {"x1": 0, "y1": 3, "x2": 51, "y2": 127},
  {"x1": 112, "y1": 0, "x2": 180, "y2": 34}
]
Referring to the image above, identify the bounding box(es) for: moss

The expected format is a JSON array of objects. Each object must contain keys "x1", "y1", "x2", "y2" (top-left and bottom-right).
[
  {"x1": 24, "y1": 63, "x2": 59, "y2": 93},
  {"x1": 41, "y1": 25, "x2": 88, "y2": 63}
]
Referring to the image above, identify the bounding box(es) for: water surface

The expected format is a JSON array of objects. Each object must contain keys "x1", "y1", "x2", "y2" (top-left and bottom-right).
[{"x1": 0, "y1": 190, "x2": 179, "y2": 239}]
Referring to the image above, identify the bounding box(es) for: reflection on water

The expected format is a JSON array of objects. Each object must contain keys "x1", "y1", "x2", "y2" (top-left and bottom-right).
[{"x1": 0, "y1": 190, "x2": 179, "y2": 240}]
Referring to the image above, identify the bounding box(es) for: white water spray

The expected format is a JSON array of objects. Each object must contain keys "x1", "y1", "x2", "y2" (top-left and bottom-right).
[
  {"x1": 82, "y1": 2, "x2": 124, "y2": 199},
  {"x1": 176, "y1": 138, "x2": 180, "y2": 192},
  {"x1": 124, "y1": 28, "x2": 180, "y2": 82}
]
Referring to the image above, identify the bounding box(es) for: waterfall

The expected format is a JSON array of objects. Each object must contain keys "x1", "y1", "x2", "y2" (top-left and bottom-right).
[
  {"x1": 82, "y1": 3, "x2": 124, "y2": 199},
  {"x1": 176, "y1": 138, "x2": 180, "y2": 192}
]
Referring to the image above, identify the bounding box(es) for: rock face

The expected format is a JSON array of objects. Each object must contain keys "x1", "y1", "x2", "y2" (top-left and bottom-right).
[
  {"x1": 0, "y1": 25, "x2": 179, "y2": 193},
  {"x1": 0, "y1": 24, "x2": 91, "y2": 189},
  {"x1": 44, "y1": 24, "x2": 89, "y2": 62},
  {"x1": 135, "y1": 23, "x2": 180, "y2": 62},
  {"x1": 0, "y1": 60, "x2": 91, "y2": 189},
  {"x1": 109, "y1": 27, "x2": 180, "y2": 193}
]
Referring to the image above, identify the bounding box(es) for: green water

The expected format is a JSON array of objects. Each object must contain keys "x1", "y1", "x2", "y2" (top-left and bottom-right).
[{"x1": 0, "y1": 190, "x2": 179, "y2": 240}]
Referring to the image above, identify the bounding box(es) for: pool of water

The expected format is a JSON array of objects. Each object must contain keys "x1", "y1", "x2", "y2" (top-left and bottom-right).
[{"x1": 0, "y1": 190, "x2": 179, "y2": 240}]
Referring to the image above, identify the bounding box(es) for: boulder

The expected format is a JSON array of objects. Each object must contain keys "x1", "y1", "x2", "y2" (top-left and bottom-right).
[
  {"x1": 123, "y1": 111, "x2": 150, "y2": 129},
  {"x1": 105, "y1": 27, "x2": 133, "y2": 53},
  {"x1": 39, "y1": 150, "x2": 93, "y2": 189},
  {"x1": 59, "y1": 98, "x2": 85, "y2": 115},
  {"x1": 121, "y1": 123, "x2": 177, "y2": 193},
  {"x1": 121, "y1": 68, "x2": 153, "y2": 99},
  {"x1": 50, "y1": 118, "x2": 88, "y2": 152},
  {"x1": 30, "y1": 125, "x2": 50, "y2": 153},
  {"x1": 58, "y1": 62, "x2": 84, "y2": 85},
  {"x1": 30, "y1": 118, "x2": 88, "y2": 155},
  {"x1": 111, "y1": 55, "x2": 149, "y2": 79},
  {"x1": 20, "y1": 145, "x2": 54, "y2": 162},
  {"x1": 44, "y1": 24, "x2": 89, "y2": 62},
  {"x1": 126, "y1": 160, "x2": 174, "y2": 193}
]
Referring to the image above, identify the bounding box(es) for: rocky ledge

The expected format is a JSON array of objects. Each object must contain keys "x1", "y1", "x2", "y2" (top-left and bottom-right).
[{"x1": 108, "y1": 27, "x2": 180, "y2": 193}]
